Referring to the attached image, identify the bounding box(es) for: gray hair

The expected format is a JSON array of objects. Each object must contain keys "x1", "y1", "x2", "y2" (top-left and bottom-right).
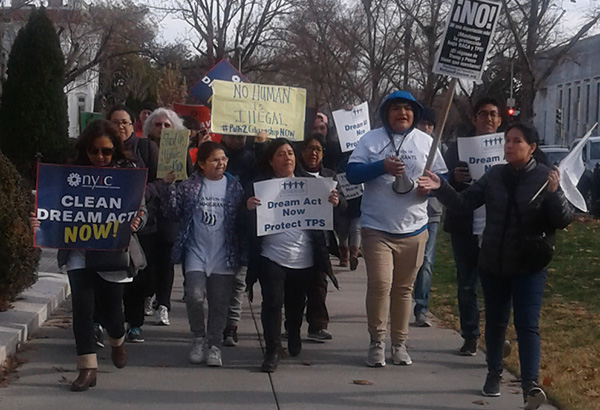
[{"x1": 142, "y1": 107, "x2": 185, "y2": 137}]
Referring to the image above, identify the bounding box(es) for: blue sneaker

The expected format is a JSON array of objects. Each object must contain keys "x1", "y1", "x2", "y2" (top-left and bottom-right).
[{"x1": 126, "y1": 327, "x2": 145, "y2": 343}]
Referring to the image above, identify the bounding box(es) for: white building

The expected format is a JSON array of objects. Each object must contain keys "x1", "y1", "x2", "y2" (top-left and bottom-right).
[
  {"x1": 0, "y1": 0, "x2": 98, "y2": 138},
  {"x1": 534, "y1": 34, "x2": 600, "y2": 146}
]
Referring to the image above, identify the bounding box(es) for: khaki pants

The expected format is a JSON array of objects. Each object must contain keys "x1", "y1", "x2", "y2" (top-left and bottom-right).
[{"x1": 362, "y1": 227, "x2": 428, "y2": 345}]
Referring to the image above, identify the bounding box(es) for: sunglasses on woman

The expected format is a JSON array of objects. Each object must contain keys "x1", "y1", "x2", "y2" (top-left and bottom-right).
[{"x1": 87, "y1": 147, "x2": 114, "y2": 156}]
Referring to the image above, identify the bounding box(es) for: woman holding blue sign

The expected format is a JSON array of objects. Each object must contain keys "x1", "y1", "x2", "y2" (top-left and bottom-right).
[
  {"x1": 30, "y1": 120, "x2": 147, "y2": 392},
  {"x1": 160, "y1": 141, "x2": 245, "y2": 368},
  {"x1": 246, "y1": 138, "x2": 339, "y2": 373}
]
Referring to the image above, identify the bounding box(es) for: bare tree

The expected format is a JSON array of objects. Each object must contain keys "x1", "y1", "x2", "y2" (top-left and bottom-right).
[
  {"x1": 501, "y1": 0, "x2": 600, "y2": 121},
  {"x1": 59, "y1": 0, "x2": 156, "y2": 87},
  {"x1": 155, "y1": 0, "x2": 293, "y2": 73}
]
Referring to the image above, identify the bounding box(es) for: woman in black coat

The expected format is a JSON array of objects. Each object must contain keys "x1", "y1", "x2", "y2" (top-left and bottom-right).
[{"x1": 418, "y1": 123, "x2": 572, "y2": 410}]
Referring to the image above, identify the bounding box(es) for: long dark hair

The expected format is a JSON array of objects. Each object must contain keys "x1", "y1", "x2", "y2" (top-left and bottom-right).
[
  {"x1": 195, "y1": 140, "x2": 225, "y2": 173},
  {"x1": 505, "y1": 122, "x2": 550, "y2": 166},
  {"x1": 73, "y1": 119, "x2": 132, "y2": 166}
]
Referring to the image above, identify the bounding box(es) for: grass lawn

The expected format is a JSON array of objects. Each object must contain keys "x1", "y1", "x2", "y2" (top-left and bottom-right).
[{"x1": 430, "y1": 216, "x2": 600, "y2": 410}]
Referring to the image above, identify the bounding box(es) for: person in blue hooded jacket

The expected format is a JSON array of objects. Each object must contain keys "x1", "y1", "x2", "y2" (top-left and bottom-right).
[{"x1": 346, "y1": 91, "x2": 447, "y2": 367}]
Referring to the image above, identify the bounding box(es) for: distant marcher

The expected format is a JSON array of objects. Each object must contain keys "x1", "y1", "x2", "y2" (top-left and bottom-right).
[
  {"x1": 298, "y1": 134, "x2": 346, "y2": 342},
  {"x1": 160, "y1": 141, "x2": 245, "y2": 367},
  {"x1": 346, "y1": 91, "x2": 447, "y2": 367},
  {"x1": 30, "y1": 120, "x2": 146, "y2": 391},
  {"x1": 443, "y1": 97, "x2": 502, "y2": 355},
  {"x1": 245, "y1": 138, "x2": 339, "y2": 372},
  {"x1": 142, "y1": 108, "x2": 191, "y2": 326},
  {"x1": 413, "y1": 107, "x2": 443, "y2": 327},
  {"x1": 418, "y1": 122, "x2": 572, "y2": 409},
  {"x1": 107, "y1": 104, "x2": 159, "y2": 343},
  {"x1": 135, "y1": 102, "x2": 157, "y2": 137},
  {"x1": 219, "y1": 133, "x2": 261, "y2": 347}
]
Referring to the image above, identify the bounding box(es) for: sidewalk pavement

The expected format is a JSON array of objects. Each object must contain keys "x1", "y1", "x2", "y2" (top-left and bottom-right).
[{"x1": 0, "y1": 250, "x2": 557, "y2": 409}]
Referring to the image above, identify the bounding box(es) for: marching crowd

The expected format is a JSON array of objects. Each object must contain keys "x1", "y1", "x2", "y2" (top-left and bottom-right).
[{"x1": 29, "y1": 90, "x2": 573, "y2": 410}]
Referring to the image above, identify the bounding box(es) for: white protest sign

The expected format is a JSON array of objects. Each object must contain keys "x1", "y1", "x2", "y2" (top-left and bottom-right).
[
  {"x1": 332, "y1": 102, "x2": 371, "y2": 152},
  {"x1": 433, "y1": 0, "x2": 501, "y2": 81},
  {"x1": 457, "y1": 133, "x2": 505, "y2": 180},
  {"x1": 337, "y1": 173, "x2": 363, "y2": 200},
  {"x1": 254, "y1": 177, "x2": 337, "y2": 236}
]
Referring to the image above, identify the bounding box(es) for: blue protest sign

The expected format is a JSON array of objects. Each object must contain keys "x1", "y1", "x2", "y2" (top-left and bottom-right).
[
  {"x1": 189, "y1": 59, "x2": 246, "y2": 105},
  {"x1": 34, "y1": 164, "x2": 147, "y2": 250}
]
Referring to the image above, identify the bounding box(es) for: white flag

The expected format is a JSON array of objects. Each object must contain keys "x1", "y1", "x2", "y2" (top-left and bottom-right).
[{"x1": 558, "y1": 123, "x2": 598, "y2": 212}]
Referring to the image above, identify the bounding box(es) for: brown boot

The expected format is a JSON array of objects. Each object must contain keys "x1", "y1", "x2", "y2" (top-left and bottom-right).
[
  {"x1": 349, "y1": 247, "x2": 360, "y2": 271},
  {"x1": 109, "y1": 336, "x2": 127, "y2": 369},
  {"x1": 339, "y1": 246, "x2": 349, "y2": 267},
  {"x1": 71, "y1": 354, "x2": 97, "y2": 392}
]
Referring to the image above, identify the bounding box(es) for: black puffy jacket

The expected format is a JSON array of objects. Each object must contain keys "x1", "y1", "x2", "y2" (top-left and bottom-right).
[{"x1": 434, "y1": 158, "x2": 572, "y2": 277}]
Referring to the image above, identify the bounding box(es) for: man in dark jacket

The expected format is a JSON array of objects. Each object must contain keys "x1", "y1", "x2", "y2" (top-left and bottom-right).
[{"x1": 443, "y1": 97, "x2": 502, "y2": 355}]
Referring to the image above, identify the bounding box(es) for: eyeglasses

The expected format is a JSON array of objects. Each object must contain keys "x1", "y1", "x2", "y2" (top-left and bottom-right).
[
  {"x1": 111, "y1": 120, "x2": 132, "y2": 127},
  {"x1": 476, "y1": 110, "x2": 500, "y2": 119},
  {"x1": 87, "y1": 147, "x2": 114, "y2": 156},
  {"x1": 305, "y1": 146, "x2": 323, "y2": 153}
]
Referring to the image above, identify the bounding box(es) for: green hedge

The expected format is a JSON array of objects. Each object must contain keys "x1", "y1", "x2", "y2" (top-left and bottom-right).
[{"x1": 0, "y1": 151, "x2": 40, "y2": 309}]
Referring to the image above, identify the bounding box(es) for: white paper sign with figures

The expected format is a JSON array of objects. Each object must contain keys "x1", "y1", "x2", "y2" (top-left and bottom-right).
[
  {"x1": 336, "y1": 173, "x2": 363, "y2": 200},
  {"x1": 332, "y1": 102, "x2": 371, "y2": 152},
  {"x1": 457, "y1": 133, "x2": 505, "y2": 180},
  {"x1": 254, "y1": 177, "x2": 337, "y2": 236}
]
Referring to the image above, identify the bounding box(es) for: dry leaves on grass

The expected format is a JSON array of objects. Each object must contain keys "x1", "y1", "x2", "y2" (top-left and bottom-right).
[{"x1": 353, "y1": 380, "x2": 373, "y2": 385}]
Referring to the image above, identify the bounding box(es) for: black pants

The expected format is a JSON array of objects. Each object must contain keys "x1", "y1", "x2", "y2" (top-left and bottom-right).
[
  {"x1": 306, "y1": 270, "x2": 329, "y2": 332},
  {"x1": 123, "y1": 233, "x2": 156, "y2": 327},
  {"x1": 258, "y1": 257, "x2": 311, "y2": 354},
  {"x1": 68, "y1": 269, "x2": 125, "y2": 356},
  {"x1": 142, "y1": 232, "x2": 175, "y2": 310}
]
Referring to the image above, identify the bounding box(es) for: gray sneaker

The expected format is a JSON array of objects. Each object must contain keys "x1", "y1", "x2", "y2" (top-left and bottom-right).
[
  {"x1": 189, "y1": 338, "x2": 206, "y2": 364},
  {"x1": 366, "y1": 340, "x2": 386, "y2": 367},
  {"x1": 391, "y1": 342, "x2": 412, "y2": 365},
  {"x1": 307, "y1": 329, "x2": 333, "y2": 342},
  {"x1": 414, "y1": 311, "x2": 432, "y2": 327},
  {"x1": 155, "y1": 305, "x2": 170, "y2": 326},
  {"x1": 524, "y1": 383, "x2": 547, "y2": 410},
  {"x1": 206, "y1": 345, "x2": 223, "y2": 367}
]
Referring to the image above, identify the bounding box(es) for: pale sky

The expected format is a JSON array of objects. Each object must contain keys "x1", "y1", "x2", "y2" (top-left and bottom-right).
[{"x1": 156, "y1": 0, "x2": 599, "y2": 46}]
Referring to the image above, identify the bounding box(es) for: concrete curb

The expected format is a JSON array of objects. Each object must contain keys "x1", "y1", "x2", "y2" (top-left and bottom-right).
[{"x1": 0, "y1": 271, "x2": 70, "y2": 365}]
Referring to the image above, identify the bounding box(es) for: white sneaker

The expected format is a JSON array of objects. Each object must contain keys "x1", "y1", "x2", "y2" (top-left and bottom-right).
[
  {"x1": 189, "y1": 338, "x2": 206, "y2": 364},
  {"x1": 144, "y1": 296, "x2": 155, "y2": 316},
  {"x1": 206, "y1": 345, "x2": 223, "y2": 367},
  {"x1": 366, "y1": 340, "x2": 386, "y2": 367},
  {"x1": 391, "y1": 342, "x2": 412, "y2": 365},
  {"x1": 155, "y1": 305, "x2": 170, "y2": 326}
]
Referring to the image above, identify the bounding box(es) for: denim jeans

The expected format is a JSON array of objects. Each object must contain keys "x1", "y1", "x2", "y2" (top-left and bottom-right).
[
  {"x1": 450, "y1": 233, "x2": 480, "y2": 339},
  {"x1": 413, "y1": 222, "x2": 439, "y2": 315},
  {"x1": 226, "y1": 266, "x2": 247, "y2": 325},
  {"x1": 185, "y1": 271, "x2": 235, "y2": 348},
  {"x1": 480, "y1": 270, "x2": 546, "y2": 385}
]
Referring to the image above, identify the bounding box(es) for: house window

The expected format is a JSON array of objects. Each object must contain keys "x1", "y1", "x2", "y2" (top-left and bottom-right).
[{"x1": 77, "y1": 96, "x2": 86, "y2": 113}]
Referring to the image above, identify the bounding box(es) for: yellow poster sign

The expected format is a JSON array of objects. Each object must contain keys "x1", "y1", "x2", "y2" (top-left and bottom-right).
[
  {"x1": 156, "y1": 129, "x2": 191, "y2": 181},
  {"x1": 211, "y1": 80, "x2": 306, "y2": 141}
]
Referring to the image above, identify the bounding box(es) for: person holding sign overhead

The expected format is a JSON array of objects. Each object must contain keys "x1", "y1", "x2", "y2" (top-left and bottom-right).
[
  {"x1": 30, "y1": 120, "x2": 147, "y2": 391},
  {"x1": 346, "y1": 91, "x2": 447, "y2": 368},
  {"x1": 245, "y1": 138, "x2": 339, "y2": 372}
]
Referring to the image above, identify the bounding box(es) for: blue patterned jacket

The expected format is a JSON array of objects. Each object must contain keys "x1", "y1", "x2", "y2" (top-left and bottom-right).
[{"x1": 160, "y1": 172, "x2": 246, "y2": 268}]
